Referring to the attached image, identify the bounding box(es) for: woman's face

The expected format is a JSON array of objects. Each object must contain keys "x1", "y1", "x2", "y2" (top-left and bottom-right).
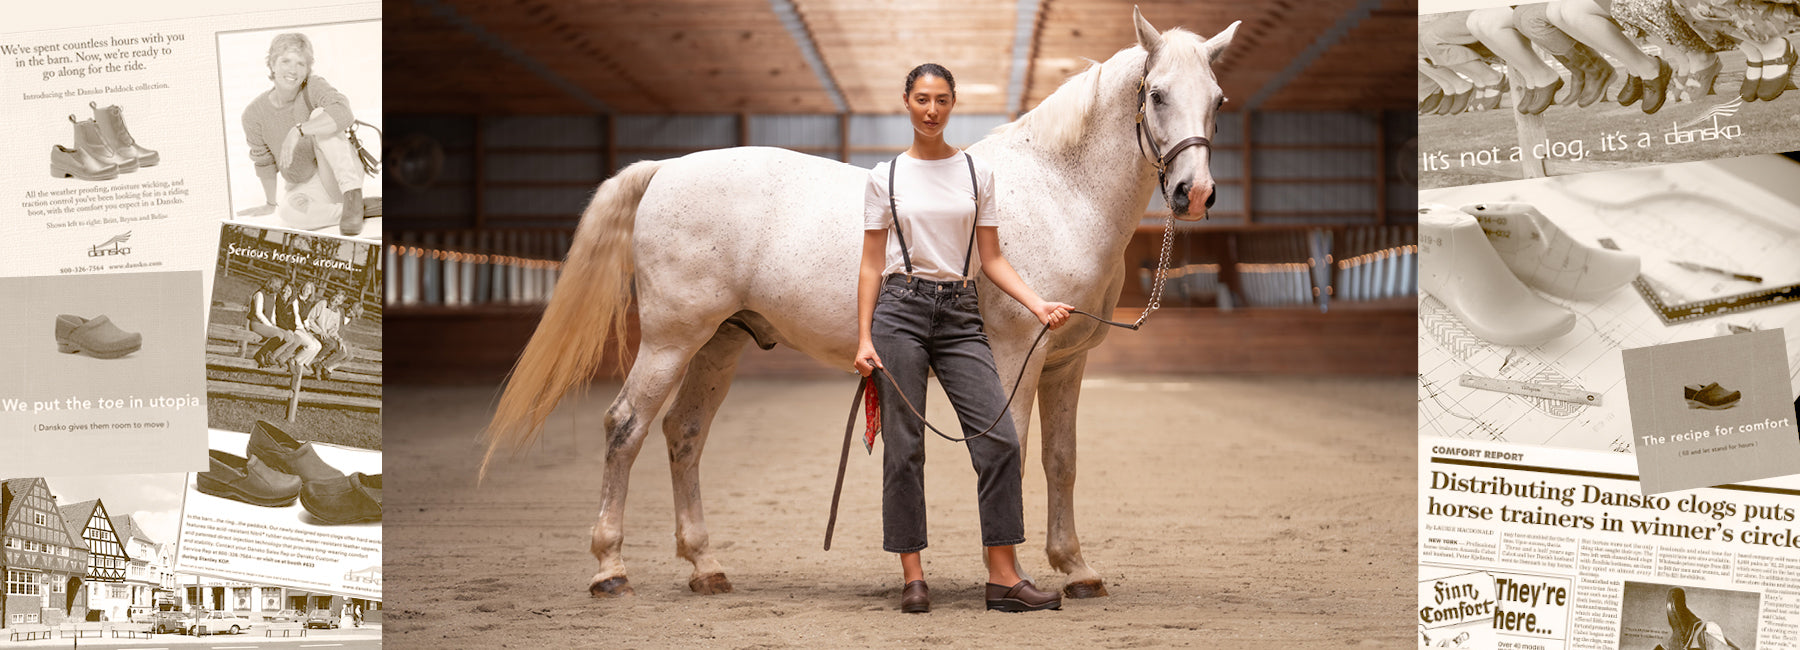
[
  {"x1": 271, "y1": 50, "x2": 309, "y2": 93},
  {"x1": 301, "y1": 282, "x2": 317, "y2": 299},
  {"x1": 904, "y1": 74, "x2": 954, "y2": 140}
]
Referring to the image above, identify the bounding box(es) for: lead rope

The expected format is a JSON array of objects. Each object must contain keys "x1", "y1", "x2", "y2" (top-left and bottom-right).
[{"x1": 824, "y1": 212, "x2": 1179, "y2": 550}]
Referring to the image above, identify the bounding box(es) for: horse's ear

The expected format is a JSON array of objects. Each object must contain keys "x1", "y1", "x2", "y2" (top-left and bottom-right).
[
  {"x1": 1206, "y1": 20, "x2": 1241, "y2": 66},
  {"x1": 1133, "y1": 6, "x2": 1162, "y2": 53}
]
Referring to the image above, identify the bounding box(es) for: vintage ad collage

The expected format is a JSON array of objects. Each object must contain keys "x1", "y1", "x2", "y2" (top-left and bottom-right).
[
  {"x1": 1419, "y1": 0, "x2": 1800, "y2": 648},
  {"x1": 0, "y1": 0, "x2": 383, "y2": 641}
]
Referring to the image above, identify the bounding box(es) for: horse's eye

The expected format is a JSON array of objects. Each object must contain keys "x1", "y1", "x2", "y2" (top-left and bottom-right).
[{"x1": 1150, "y1": 90, "x2": 1164, "y2": 106}]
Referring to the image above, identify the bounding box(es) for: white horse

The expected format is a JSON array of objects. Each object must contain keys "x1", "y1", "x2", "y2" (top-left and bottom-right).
[{"x1": 483, "y1": 8, "x2": 1238, "y2": 599}]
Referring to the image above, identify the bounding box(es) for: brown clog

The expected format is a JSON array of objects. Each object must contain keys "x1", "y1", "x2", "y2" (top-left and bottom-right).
[
  {"x1": 900, "y1": 580, "x2": 929, "y2": 614},
  {"x1": 55, "y1": 314, "x2": 142, "y2": 358},
  {"x1": 198, "y1": 450, "x2": 302, "y2": 507},
  {"x1": 299, "y1": 473, "x2": 382, "y2": 524},
  {"x1": 985, "y1": 580, "x2": 1062, "y2": 612},
  {"x1": 51, "y1": 144, "x2": 118, "y2": 180},
  {"x1": 247, "y1": 419, "x2": 345, "y2": 483}
]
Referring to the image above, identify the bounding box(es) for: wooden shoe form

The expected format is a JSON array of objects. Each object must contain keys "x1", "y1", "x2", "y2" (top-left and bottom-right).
[
  {"x1": 1459, "y1": 202, "x2": 1640, "y2": 301},
  {"x1": 1420, "y1": 205, "x2": 1576, "y2": 346}
]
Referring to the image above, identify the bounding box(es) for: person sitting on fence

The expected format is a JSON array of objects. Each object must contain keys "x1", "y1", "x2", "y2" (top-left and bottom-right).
[
  {"x1": 280, "y1": 277, "x2": 324, "y2": 371},
  {"x1": 263, "y1": 276, "x2": 323, "y2": 371},
  {"x1": 305, "y1": 290, "x2": 351, "y2": 380},
  {"x1": 250, "y1": 276, "x2": 302, "y2": 366}
]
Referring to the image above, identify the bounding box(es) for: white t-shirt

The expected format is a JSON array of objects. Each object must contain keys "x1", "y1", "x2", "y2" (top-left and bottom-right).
[{"x1": 863, "y1": 151, "x2": 998, "y2": 282}]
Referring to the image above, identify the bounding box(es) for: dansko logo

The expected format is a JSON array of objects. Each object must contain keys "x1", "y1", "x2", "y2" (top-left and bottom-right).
[{"x1": 89, "y1": 231, "x2": 132, "y2": 257}]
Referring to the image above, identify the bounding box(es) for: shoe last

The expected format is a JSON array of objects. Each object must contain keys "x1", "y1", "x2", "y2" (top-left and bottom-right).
[
  {"x1": 1458, "y1": 202, "x2": 1640, "y2": 300},
  {"x1": 1419, "y1": 205, "x2": 1575, "y2": 346}
]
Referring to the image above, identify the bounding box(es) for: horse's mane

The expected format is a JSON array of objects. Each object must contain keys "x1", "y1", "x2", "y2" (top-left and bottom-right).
[
  {"x1": 991, "y1": 28, "x2": 1206, "y2": 152},
  {"x1": 990, "y1": 58, "x2": 1106, "y2": 152}
]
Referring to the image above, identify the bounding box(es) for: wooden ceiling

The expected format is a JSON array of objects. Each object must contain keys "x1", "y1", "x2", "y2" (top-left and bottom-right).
[{"x1": 385, "y1": 0, "x2": 1417, "y2": 114}]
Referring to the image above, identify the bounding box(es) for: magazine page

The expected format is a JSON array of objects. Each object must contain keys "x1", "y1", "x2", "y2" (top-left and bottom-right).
[
  {"x1": 1418, "y1": 0, "x2": 1800, "y2": 644},
  {"x1": 178, "y1": 222, "x2": 382, "y2": 609},
  {"x1": 1419, "y1": 439, "x2": 1800, "y2": 650},
  {"x1": 1417, "y1": 0, "x2": 1800, "y2": 190},
  {"x1": 0, "y1": 271, "x2": 205, "y2": 475},
  {"x1": 2, "y1": 1, "x2": 382, "y2": 638}
]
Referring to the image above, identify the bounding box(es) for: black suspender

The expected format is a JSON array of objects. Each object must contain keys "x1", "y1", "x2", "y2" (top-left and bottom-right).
[{"x1": 887, "y1": 152, "x2": 981, "y2": 279}]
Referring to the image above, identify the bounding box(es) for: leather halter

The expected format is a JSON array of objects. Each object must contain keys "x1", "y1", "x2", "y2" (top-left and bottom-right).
[{"x1": 1134, "y1": 70, "x2": 1215, "y2": 199}]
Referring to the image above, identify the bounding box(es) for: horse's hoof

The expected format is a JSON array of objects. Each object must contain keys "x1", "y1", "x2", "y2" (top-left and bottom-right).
[
  {"x1": 688, "y1": 573, "x2": 733, "y2": 595},
  {"x1": 589, "y1": 576, "x2": 636, "y2": 598},
  {"x1": 1063, "y1": 580, "x2": 1109, "y2": 599}
]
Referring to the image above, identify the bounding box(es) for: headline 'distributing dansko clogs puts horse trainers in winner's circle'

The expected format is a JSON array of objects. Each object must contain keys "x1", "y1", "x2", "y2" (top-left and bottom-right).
[{"x1": 54, "y1": 314, "x2": 142, "y2": 358}]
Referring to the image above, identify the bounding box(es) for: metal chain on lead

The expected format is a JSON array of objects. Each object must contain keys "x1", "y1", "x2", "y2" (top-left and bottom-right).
[{"x1": 1134, "y1": 211, "x2": 1178, "y2": 328}]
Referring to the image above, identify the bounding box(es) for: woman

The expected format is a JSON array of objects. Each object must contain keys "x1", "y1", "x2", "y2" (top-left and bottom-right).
[
  {"x1": 235, "y1": 33, "x2": 367, "y2": 236},
  {"x1": 282, "y1": 279, "x2": 324, "y2": 371},
  {"x1": 305, "y1": 290, "x2": 351, "y2": 380},
  {"x1": 249, "y1": 276, "x2": 295, "y2": 365},
  {"x1": 852, "y1": 63, "x2": 1072, "y2": 614}
]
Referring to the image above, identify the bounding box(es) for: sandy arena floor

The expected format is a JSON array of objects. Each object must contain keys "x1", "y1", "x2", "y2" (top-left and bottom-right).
[{"x1": 385, "y1": 374, "x2": 1415, "y2": 648}]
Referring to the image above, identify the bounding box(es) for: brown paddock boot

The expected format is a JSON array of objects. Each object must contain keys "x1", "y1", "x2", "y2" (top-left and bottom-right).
[
  {"x1": 93, "y1": 101, "x2": 159, "y2": 167},
  {"x1": 72, "y1": 114, "x2": 135, "y2": 173}
]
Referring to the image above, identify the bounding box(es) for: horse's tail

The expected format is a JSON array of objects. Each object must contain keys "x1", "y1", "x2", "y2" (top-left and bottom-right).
[{"x1": 480, "y1": 159, "x2": 665, "y2": 481}]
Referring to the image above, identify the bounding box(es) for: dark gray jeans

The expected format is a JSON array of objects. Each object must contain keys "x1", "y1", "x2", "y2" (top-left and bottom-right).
[{"x1": 872, "y1": 274, "x2": 1025, "y2": 553}]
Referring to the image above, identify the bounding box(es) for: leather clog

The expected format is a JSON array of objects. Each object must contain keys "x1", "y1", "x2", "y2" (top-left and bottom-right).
[
  {"x1": 55, "y1": 314, "x2": 142, "y2": 358},
  {"x1": 198, "y1": 450, "x2": 302, "y2": 507},
  {"x1": 1642, "y1": 57, "x2": 1674, "y2": 114},
  {"x1": 900, "y1": 580, "x2": 930, "y2": 613},
  {"x1": 1518, "y1": 77, "x2": 1563, "y2": 115},
  {"x1": 1619, "y1": 74, "x2": 1644, "y2": 106},
  {"x1": 1419, "y1": 90, "x2": 1444, "y2": 115},
  {"x1": 1686, "y1": 382, "x2": 1741, "y2": 410},
  {"x1": 93, "y1": 102, "x2": 158, "y2": 168},
  {"x1": 248, "y1": 419, "x2": 345, "y2": 483},
  {"x1": 299, "y1": 473, "x2": 382, "y2": 524},
  {"x1": 985, "y1": 580, "x2": 1062, "y2": 612}
]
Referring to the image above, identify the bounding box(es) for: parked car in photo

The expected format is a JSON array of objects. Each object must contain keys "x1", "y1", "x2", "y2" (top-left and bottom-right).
[
  {"x1": 265, "y1": 609, "x2": 307, "y2": 623},
  {"x1": 305, "y1": 610, "x2": 340, "y2": 629},
  {"x1": 146, "y1": 611, "x2": 187, "y2": 634},
  {"x1": 185, "y1": 610, "x2": 254, "y2": 635}
]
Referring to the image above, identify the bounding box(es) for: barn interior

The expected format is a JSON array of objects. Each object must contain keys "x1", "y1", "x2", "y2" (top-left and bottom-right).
[
  {"x1": 382, "y1": 0, "x2": 1419, "y2": 381},
  {"x1": 381, "y1": 2, "x2": 1421, "y2": 646}
]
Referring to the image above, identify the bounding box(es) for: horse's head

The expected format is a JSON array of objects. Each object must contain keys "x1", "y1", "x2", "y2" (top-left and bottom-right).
[{"x1": 1132, "y1": 8, "x2": 1238, "y2": 220}]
